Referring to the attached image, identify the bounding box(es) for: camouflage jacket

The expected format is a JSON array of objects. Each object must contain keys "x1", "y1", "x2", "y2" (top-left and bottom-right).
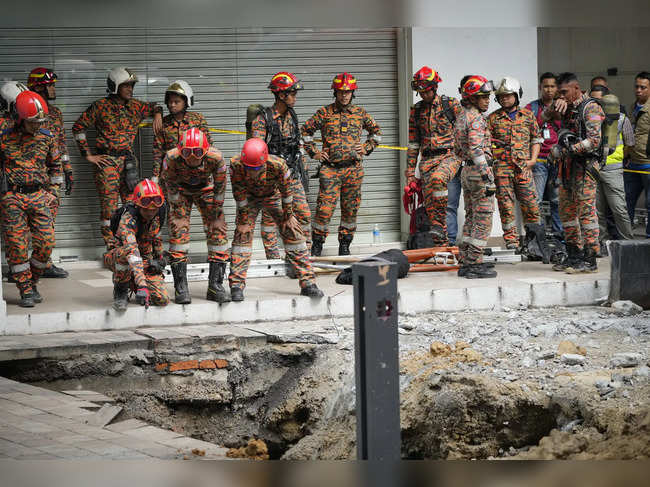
[
  {"x1": 487, "y1": 107, "x2": 542, "y2": 168},
  {"x1": 407, "y1": 95, "x2": 462, "y2": 176},
  {"x1": 161, "y1": 147, "x2": 227, "y2": 218},
  {"x1": 152, "y1": 111, "x2": 212, "y2": 178},
  {"x1": 0, "y1": 113, "x2": 14, "y2": 132},
  {"x1": 114, "y1": 207, "x2": 163, "y2": 288},
  {"x1": 454, "y1": 106, "x2": 492, "y2": 172},
  {"x1": 229, "y1": 154, "x2": 293, "y2": 222},
  {"x1": 45, "y1": 103, "x2": 72, "y2": 174},
  {"x1": 0, "y1": 126, "x2": 62, "y2": 188},
  {"x1": 251, "y1": 104, "x2": 297, "y2": 142},
  {"x1": 72, "y1": 95, "x2": 161, "y2": 156},
  {"x1": 301, "y1": 103, "x2": 381, "y2": 164}
]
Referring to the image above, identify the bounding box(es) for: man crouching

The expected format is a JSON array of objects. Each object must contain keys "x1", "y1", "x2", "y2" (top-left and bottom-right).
[{"x1": 105, "y1": 179, "x2": 169, "y2": 310}]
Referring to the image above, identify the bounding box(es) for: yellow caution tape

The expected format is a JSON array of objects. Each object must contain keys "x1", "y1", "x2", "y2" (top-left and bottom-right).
[{"x1": 623, "y1": 168, "x2": 650, "y2": 175}]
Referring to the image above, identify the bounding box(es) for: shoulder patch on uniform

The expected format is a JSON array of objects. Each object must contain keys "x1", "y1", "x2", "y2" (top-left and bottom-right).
[
  {"x1": 471, "y1": 120, "x2": 481, "y2": 130},
  {"x1": 39, "y1": 128, "x2": 53, "y2": 137}
]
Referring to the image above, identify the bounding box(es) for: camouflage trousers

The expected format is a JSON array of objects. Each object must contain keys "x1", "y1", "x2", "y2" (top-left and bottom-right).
[
  {"x1": 494, "y1": 159, "x2": 541, "y2": 245},
  {"x1": 229, "y1": 191, "x2": 315, "y2": 291},
  {"x1": 259, "y1": 177, "x2": 312, "y2": 258},
  {"x1": 559, "y1": 164, "x2": 600, "y2": 253},
  {"x1": 0, "y1": 189, "x2": 56, "y2": 293},
  {"x1": 103, "y1": 248, "x2": 169, "y2": 306},
  {"x1": 420, "y1": 152, "x2": 462, "y2": 245},
  {"x1": 312, "y1": 163, "x2": 363, "y2": 239},
  {"x1": 168, "y1": 190, "x2": 228, "y2": 264},
  {"x1": 460, "y1": 165, "x2": 495, "y2": 265},
  {"x1": 93, "y1": 157, "x2": 131, "y2": 247}
]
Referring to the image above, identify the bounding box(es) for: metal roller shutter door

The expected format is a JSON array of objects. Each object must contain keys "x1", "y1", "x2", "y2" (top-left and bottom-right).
[{"x1": 0, "y1": 27, "x2": 400, "y2": 261}]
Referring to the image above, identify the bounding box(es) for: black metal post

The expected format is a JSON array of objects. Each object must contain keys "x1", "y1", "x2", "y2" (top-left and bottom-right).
[{"x1": 352, "y1": 261, "x2": 401, "y2": 461}]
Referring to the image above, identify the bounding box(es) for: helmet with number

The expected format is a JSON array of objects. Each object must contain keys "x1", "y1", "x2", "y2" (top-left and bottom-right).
[
  {"x1": 240, "y1": 137, "x2": 268, "y2": 168},
  {"x1": 268, "y1": 72, "x2": 303, "y2": 93},
  {"x1": 495, "y1": 76, "x2": 523, "y2": 102},
  {"x1": 132, "y1": 179, "x2": 165, "y2": 210},
  {"x1": 411, "y1": 66, "x2": 442, "y2": 91},
  {"x1": 331, "y1": 72, "x2": 357, "y2": 91},
  {"x1": 178, "y1": 128, "x2": 209, "y2": 159},
  {"x1": 165, "y1": 80, "x2": 194, "y2": 108},
  {"x1": 15, "y1": 91, "x2": 49, "y2": 124},
  {"x1": 461, "y1": 76, "x2": 495, "y2": 99},
  {"x1": 106, "y1": 67, "x2": 138, "y2": 94},
  {"x1": 0, "y1": 81, "x2": 28, "y2": 112},
  {"x1": 27, "y1": 67, "x2": 57, "y2": 88}
]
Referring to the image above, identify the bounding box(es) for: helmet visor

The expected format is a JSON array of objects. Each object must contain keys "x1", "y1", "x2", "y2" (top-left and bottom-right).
[
  {"x1": 139, "y1": 195, "x2": 164, "y2": 209},
  {"x1": 181, "y1": 147, "x2": 206, "y2": 159},
  {"x1": 479, "y1": 80, "x2": 495, "y2": 94}
]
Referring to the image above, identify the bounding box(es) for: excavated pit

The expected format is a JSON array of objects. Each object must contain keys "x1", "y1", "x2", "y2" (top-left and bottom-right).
[{"x1": 1, "y1": 306, "x2": 648, "y2": 459}]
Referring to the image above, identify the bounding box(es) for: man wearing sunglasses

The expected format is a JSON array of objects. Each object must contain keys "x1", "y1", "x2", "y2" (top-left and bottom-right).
[
  {"x1": 407, "y1": 66, "x2": 462, "y2": 247},
  {"x1": 72, "y1": 67, "x2": 163, "y2": 248},
  {"x1": 104, "y1": 179, "x2": 169, "y2": 311},
  {"x1": 229, "y1": 137, "x2": 323, "y2": 302},
  {"x1": 454, "y1": 76, "x2": 498, "y2": 279},
  {"x1": 161, "y1": 128, "x2": 229, "y2": 304}
]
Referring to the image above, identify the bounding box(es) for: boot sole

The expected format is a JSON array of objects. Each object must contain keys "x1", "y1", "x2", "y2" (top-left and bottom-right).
[
  {"x1": 206, "y1": 291, "x2": 231, "y2": 303},
  {"x1": 175, "y1": 297, "x2": 192, "y2": 305},
  {"x1": 465, "y1": 273, "x2": 497, "y2": 279}
]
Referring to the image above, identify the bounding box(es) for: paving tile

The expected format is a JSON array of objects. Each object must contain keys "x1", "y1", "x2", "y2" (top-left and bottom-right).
[
  {"x1": 108, "y1": 436, "x2": 179, "y2": 459},
  {"x1": 85, "y1": 404, "x2": 123, "y2": 428},
  {"x1": 121, "y1": 425, "x2": 184, "y2": 443},
  {"x1": 13, "y1": 453, "x2": 59, "y2": 460},
  {"x1": 35, "y1": 444, "x2": 95, "y2": 459},
  {"x1": 75, "y1": 439, "x2": 139, "y2": 457},
  {"x1": 48, "y1": 433, "x2": 95, "y2": 445},
  {"x1": 159, "y1": 436, "x2": 229, "y2": 458},
  {"x1": 105, "y1": 418, "x2": 148, "y2": 433}
]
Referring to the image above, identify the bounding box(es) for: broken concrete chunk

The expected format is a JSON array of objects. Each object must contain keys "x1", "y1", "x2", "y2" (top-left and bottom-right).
[
  {"x1": 610, "y1": 300, "x2": 643, "y2": 315},
  {"x1": 561, "y1": 354, "x2": 586, "y2": 365},
  {"x1": 609, "y1": 353, "x2": 643, "y2": 368},
  {"x1": 557, "y1": 340, "x2": 586, "y2": 357},
  {"x1": 85, "y1": 404, "x2": 123, "y2": 428}
]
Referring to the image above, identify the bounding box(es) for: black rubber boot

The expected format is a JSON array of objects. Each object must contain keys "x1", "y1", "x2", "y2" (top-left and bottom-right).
[
  {"x1": 311, "y1": 234, "x2": 324, "y2": 257},
  {"x1": 429, "y1": 225, "x2": 448, "y2": 246},
  {"x1": 31, "y1": 283, "x2": 43, "y2": 303},
  {"x1": 565, "y1": 246, "x2": 585, "y2": 274},
  {"x1": 300, "y1": 283, "x2": 324, "y2": 298},
  {"x1": 553, "y1": 243, "x2": 576, "y2": 271},
  {"x1": 581, "y1": 247, "x2": 598, "y2": 273},
  {"x1": 465, "y1": 263, "x2": 497, "y2": 279},
  {"x1": 41, "y1": 263, "x2": 69, "y2": 278},
  {"x1": 112, "y1": 282, "x2": 129, "y2": 311},
  {"x1": 206, "y1": 262, "x2": 230, "y2": 303},
  {"x1": 230, "y1": 287, "x2": 244, "y2": 302},
  {"x1": 285, "y1": 256, "x2": 297, "y2": 279},
  {"x1": 19, "y1": 288, "x2": 35, "y2": 308},
  {"x1": 171, "y1": 262, "x2": 191, "y2": 304},
  {"x1": 338, "y1": 235, "x2": 353, "y2": 256}
]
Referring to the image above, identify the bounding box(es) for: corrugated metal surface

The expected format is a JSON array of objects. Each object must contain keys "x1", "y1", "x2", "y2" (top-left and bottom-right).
[{"x1": 0, "y1": 28, "x2": 400, "y2": 260}]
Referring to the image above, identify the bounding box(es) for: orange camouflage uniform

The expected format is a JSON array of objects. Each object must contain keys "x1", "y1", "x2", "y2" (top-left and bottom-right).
[
  {"x1": 228, "y1": 154, "x2": 314, "y2": 292},
  {"x1": 487, "y1": 107, "x2": 542, "y2": 246},
  {"x1": 44, "y1": 102, "x2": 72, "y2": 218},
  {"x1": 72, "y1": 96, "x2": 162, "y2": 246},
  {"x1": 0, "y1": 126, "x2": 61, "y2": 293},
  {"x1": 161, "y1": 146, "x2": 228, "y2": 264},
  {"x1": 407, "y1": 95, "x2": 463, "y2": 243},
  {"x1": 103, "y1": 205, "x2": 169, "y2": 306},
  {"x1": 301, "y1": 102, "x2": 381, "y2": 240}
]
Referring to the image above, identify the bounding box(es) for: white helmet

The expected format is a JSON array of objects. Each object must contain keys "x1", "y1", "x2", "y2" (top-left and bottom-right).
[
  {"x1": 106, "y1": 67, "x2": 138, "y2": 94},
  {"x1": 0, "y1": 81, "x2": 29, "y2": 112},
  {"x1": 495, "y1": 76, "x2": 523, "y2": 101},
  {"x1": 165, "y1": 80, "x2": 194, "y2": 108}
]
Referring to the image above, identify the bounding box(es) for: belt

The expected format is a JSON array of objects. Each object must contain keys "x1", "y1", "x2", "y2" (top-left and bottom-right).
[
  {"x1": 463, "y1": 159, "x2": 493, "y2": 168},
  {"x1": 421, "y1": 148, "x2": 451, "y2": 158},
  {"x1": 179, "y1": 181, "x2": 208, "y2": 192},
  {"x1": 8, "y1": 183, "x2": 44, "y2": 194},
  {"x1": 322, "y1": 160, "x2": 357, "y2": 168},
  {"x1": 96, "y1": 147, "x2": 132, "y2": 158}
]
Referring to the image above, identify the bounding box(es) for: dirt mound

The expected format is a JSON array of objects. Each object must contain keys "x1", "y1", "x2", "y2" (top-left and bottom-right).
[{"x1": 227, "y1": 439, "x2": 270, "y2": 460}]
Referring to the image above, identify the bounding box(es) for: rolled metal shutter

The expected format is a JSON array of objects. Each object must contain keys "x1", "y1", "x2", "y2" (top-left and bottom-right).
[{"x1": 0, "y1": 28, "x2": 400, "y2": 261}]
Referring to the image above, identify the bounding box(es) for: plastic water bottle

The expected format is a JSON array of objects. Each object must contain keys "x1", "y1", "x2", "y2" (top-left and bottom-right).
[{"x1": 373, "y1": 224, "x2": 381, "y2": 244}]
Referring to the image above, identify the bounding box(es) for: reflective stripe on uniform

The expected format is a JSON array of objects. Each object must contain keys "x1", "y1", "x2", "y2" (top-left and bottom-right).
[
  {"x1": 302, "y1": 135, "x2": 313, "y2": 143},
  {"x1": 312, "y1": 222, "x2": 328, "y2": 232},
  {"x1": 371, "y1": 134, "x2": 382, "y2": 142},
  {"x1": 582, "y1": 222, "x2": 599, "y2": 230},
  {"x1": 302, "y1": 224, "x2": 312, "y2": 234},
  {"x1": 236, "y1": 199, "x2": 248, "y2": 208},
  {"x1": 102, "y1": 219, "x2": 111, "y2": 227},
  {"x1": 127, "y1": 255, "x2": 142, "y2": 265},
  {"x1": 581, "y1": 139, "x2": 592, "y2": 151},
  {"x1": 231, "y1": 245, "x2": 252, "y2": 255},
  {"x1": 168, "y1": 192, "x2": 180, "y2": 202},
  {"x1": 50, "y1": 175, "x2": 64, "y2": 184},
  {"x1": 30, "y1": 257, "x2": 49, "y2": 269},
  {"x1": 207, "y1": 244, "x2": 229, "y2": 253},
  {"x1": 61, "y1": 154, "x2": 70, "y2": 162},
  {"x1": 282, "y1": 195, "x2": 293, "y2": 204},
  {"x1": 10, "y1": 262, "x2": 30, "y2": 273},
  {"x1": 115, "y1": 263, "x2": 129, "y2": 271},
  {"x1": 74, "y1": 132, "x2": 86, "y2": 141},
  {"x1": 408, "y1": 142, "x2": 420, "y2": 150},
  {"x1": 169, "y1": 243, "x2": 190, "y2": 252},
  {"x1": 285, "y1": 242, "x2": 308, "y2": 252},
  {"x1": 261, "y1": 225, "x2": 276, "y2": 232},
  {"x1": 467, "y1": 237, "x2": 487, "y2": 247},
  {"x1": 340, "y1": 220, "x2": 356, "y2": 229},
  {"x1": 432, "y1": 190, "x2": 448, "y2": 198},
  {"x1": 501, "y1": 221, "x2": 516, "y2": 230},
  {"x1": 562, "y1": 219, "x2": 579, "y2": 228}
]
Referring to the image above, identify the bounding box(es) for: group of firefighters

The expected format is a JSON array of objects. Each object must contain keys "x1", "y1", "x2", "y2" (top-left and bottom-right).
[{"x1": 0, "y1": 64, "x2": 606, "y2": 310}]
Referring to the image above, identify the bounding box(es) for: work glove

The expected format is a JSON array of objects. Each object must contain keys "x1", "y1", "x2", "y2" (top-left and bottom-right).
[
  {"x1": 135, "y1": 287, "x2": 150, "y2": 308},
  {"x1": 64, "y1": 171, "x2": 74, "y2": 195},
  {"x1": 147, "y1": 256, "x2": 168, "y2": 275}
]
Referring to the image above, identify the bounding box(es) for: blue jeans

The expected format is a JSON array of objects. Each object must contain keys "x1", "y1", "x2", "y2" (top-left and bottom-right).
[
  {"x1": 532, "y1": 161, "x2": 563, "y2": 234},
  {"x1": 623, "y1": 169, "x2": 650, "y2": 238},
  {"x1": 446, "y1": 170, "x2": 462, "y2": 244}
]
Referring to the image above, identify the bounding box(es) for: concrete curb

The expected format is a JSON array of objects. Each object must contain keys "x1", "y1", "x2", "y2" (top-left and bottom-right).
[{"x1": 0, "y1": 278, "x2": 610, "y2": 336}]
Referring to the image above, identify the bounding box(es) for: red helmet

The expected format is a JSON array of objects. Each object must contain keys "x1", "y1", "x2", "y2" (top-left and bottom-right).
[
  {"x1": 178, "y1": 128, "x2": 209, "y2": 159},
  {"x1": 268, "y1": 72, "x2": 303, "y2": 93},
  {"x1": 15, "y1": 91, "x2": 49, "y2": 124},
  {"x1": 132, "y1": 179, "x2": 164, "y2": 209},
  {"x1": 241, "y1": 137, "x2": 268, "y2": 168},
  {"x1": 461, "y1": 76, "x2": 495, "y2": 99},
  {"x1": 331, "y1": 72, "x2": 357, "y2": 91},
  {"x1": 27, "y1": 67, "x2": 57, "y2": 88},
  {"x1": 411, "y1": 66, "x2": 442, "y2": 91}
]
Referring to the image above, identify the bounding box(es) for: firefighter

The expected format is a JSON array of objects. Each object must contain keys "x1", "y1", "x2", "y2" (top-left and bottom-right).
[
  {"x1": 406, "y1": 66, "x2": 462, "y2": 245},
  {"x1": 0, "y1": 91, "x2": 62, "y2": 307},
  {"x1": 228, "y1": 138, "x2": 323, "y2": 301},
  {"x1": 72, "y1": 67, "x2": 163, "y2": 248},
  {"x1": 302, "y1": 72, "x2": 382, "y2": 256},
  {"x1": 453, "y1": 76, "x2": 498, "y2": 279},
  {"x1": 0, "y1": 81, "x2": 28, "y2": 131},
  {"x1": 161, "y1": 128, "x2": 229, "y2": 304},
  {"x1": 104, "y1": 179, "x2": 169, "y2": 311},
  {"x1": 27, "y1": 67, "x2": 73, "y2": 278}
]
